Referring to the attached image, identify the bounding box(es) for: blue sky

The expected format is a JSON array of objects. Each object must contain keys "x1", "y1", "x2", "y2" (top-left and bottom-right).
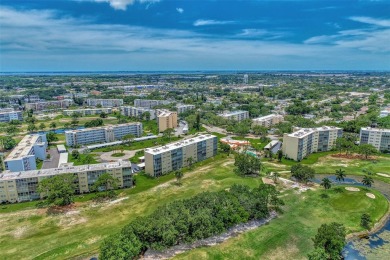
[{"x1": 0, "y1": 0, "x2": 389, "y2": 71}]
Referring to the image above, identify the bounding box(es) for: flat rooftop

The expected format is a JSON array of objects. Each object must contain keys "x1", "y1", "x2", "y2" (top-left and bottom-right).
[
  {"x1": 145, "y1": 134, "x2": 216, "y2": 155},
  {"x1": 219, "y1": 110, "x2": 248, "y2": 117},
  {"x1": 65, "y1": 122, "x2": 141, "y2": 134},
  {"x1": 287, "y1": 126, "x2": 342, "y2": 138},
  {"x1": 361, "y1": 127, "x2": 390, "y2": 133},
  {"x1": 253, "y1": 114, "x2": 282, "y2": 121},
  {"x1": 0, "y1": 160, "x2": 131, "y2": 181},
  {"x1": 5, "y1": 134, "x2": 44, "y2": 161}
]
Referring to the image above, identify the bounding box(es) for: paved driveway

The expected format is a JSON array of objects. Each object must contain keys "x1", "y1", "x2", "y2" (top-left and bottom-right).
[{"x1": 42, "y1": 148, "x2": 60, "y2": 169}]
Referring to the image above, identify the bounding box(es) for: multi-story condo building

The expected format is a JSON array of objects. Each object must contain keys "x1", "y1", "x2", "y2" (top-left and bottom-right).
[
  {"x1": 157, "y1": 110, "x2": 177, "y2": 132},
  {"x1": 219, "y1": 110, "x2": 249, "y2": 122},
  {"x1": 359, "y1": 127, "x2": 390, "y2": 152},
  {"x1": 121, "y1": 106, "x2": 156, "y2": 120},
  {"x1": 65, "y1": 122, "x2": 142, "y2": 147},
  {"x1": 25, "y1": 100, "x2": 73, "y2": 111},
  {"x1": 134, "y1": 99, "x2": 171, "y2": 108},
  {"x1": 283, "y1": 126, "x2": 343, "y2": 161},
  {"x1": 4, "y1": 134, "x2": 47, "y2": 172},
  {"x1": 177, "y1": 104, "x2": 196, "y2": 114},
  {"x1": 252, "y1": 114, "x2": 283, "y2": 128},
  {"x1": 0, "y1": 110, "x2": 23, "y2": 122},
  {"x1": 145, "y1": 134, "x2": 217, "y2": 177},
  {"x1": 0, "y1": 160, "x2": 133, "y2": 203},
  {"x1": 63, "y1": 108, "x2": 112, "y2": 117},
  {"x1": 86, "y1": 99, "x2": 123, "y2": 107}
]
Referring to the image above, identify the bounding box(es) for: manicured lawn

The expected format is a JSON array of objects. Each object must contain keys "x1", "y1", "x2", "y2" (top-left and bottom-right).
[
  {"x1": 111, "y1": 152, "x2": 125, "y2": 157},
  {"x1": 174, "y1": 187, "x2": 389, "y2": 260},
  {"x1": 68, "y1": 153, "x2": 99, "y2": 166},
  {"x1": 232, "y1": 136, "x2": 268, "y2": 151}
]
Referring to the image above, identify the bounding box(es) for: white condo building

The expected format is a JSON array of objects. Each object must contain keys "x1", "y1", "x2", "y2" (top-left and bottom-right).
[
  {"x1": 0, "y1": 110, "x2": 23, "y2": 122},
  {"x1": 121, "y1": 106, "x2": 156, "y2": 120},
  {"x1": 283, "y1": 126, "x2": 343, "y2": 161},
  {"x1": 145, "y1": 134, "x2": 217, "y2": 177},
  {"x1": 359, "y1": 127, "x2": 390, "y2": 152},
  {"x1": 4, "y1": 134, "x2": 47, "y2": 172},
  {"x1": 177, "y1": 104, "x2": 196, "y2": 114},
  {"x1": 25, "y1": 100, "x2": 73, "y2": 111},
  {"x1": 86, "y1": 99, "x2": 123, "y2": 107},
  {"x1": 134, "y1": 99, "x2": 171, "y2": 108},
  {"x1": 65, "y1": 122, "x2": 142, "y2": 147},
  {"x1": 252, "y1": 114, "x2": 283, "y2": 128},
  {"x1": 63, "y1": 108, "x2": 112, "y2": 116},
  {"x1": 219, "y1": 110, "x2": 249, "y2": 121}
]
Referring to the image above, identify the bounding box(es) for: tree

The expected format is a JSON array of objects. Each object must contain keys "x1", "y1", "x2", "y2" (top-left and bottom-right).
[
  {"x1": 291, "y1": 164, "x2": 315, "y2": 184},
  {"x1": 122, "y1": 134, "x2": 135, "y2": 146},
  {"x1": 335, "y1": 169, "x2": 346, "y2": 182},
  {"x1": 82, "y1": 154, "x2": 95, "y2": 164},
  {"x1": 272, "y1": 171, "x2": 280, "y2": 184},
  {"x1": 0, "y1": 136, "x2": 17, "y2": 150},
  {"x1": 100, "y1": 231, "x2": 143, "y2": 260},
  {"x1": 308, "y1": 247, "x2": 329, "y2": 260},
  {"x1": 39, "y1": 122, "x2": 46, "y2": 131},
  {"x1": 234, "y1": 152, "x2": 262, "y2": 176},
  {"x1": 360, "y1": 213, "x2": 372, "y2": 230},
  {"x1": 38, "y1": 175, "x2": 76, "y2": 206},
  {"x1": 357, "y1": 144, "x2": 377, "y2": 160},
  {"x1": 362, "y1": 175, "x2": 374, "y2": 187},
  {"x1": 46, "y1": 131, "x2": 58, "y2": 145},
  {"x1": 174, "y1": 170, "x2": 183, "y2": 184},
  {"x1": 186, "y1": 157, "x2": 194, "y2": 168},
  {"x1": 267, "y1": 149, "x2": 274, "y2": 161},
  {"x1": 163, "y1": 128, "x2": 174, "y2": 141},
  {"x1": 311, "y1": 222, "x2": 346, "y2": 260},
  {"x1": 6, "y1": 125, "x2": 19, "y2": 136},
  {"x1": 27, "y1": 108, "x2": 34, "y2": 117},
  {"x1": 63, "y1": 122, "x2": 70, "y2": 129},
  {"x1": 252, "y1": 125, "x2": 267, "y2": 137},
  {"x1": 320, "y1": 178, "x2": 332, "y2": 190},
  {"x1": 27, "y1": 123, "x2": 37, "y2": 133},
  {"x1": 143, "y1": 111, "x2": 151, "y2": 121},
  {"x1": 219, "y1": 141, "x2": 231, "y2": 154},
  {"x1": 194, "y1": 113, "x2": 201, "y2": 130},
  {"x1": 49, "y1": 122, "x2": 57, "y2": 130},
  {"x1": 100, "y1": 112, "x2": 107, "y2": 118},
  {"x1": 276, "y1": 150, "x2": 283, "y2": 162},
  {"x1": 91, "y1": 173, "x2": 119, "y2": 198},
  {"x1": 71, "y1": 149, "x2": 80, "y2": 160},
  {"x1": 71, "y1": 117, "x2": 79, "y2": 127}
]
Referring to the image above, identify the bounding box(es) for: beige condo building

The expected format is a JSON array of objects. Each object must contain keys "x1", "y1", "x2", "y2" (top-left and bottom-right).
[
  {"x1": 282, "y1": 126, "x2": 342, "y2": 161},
  {"x1": 157, "y1": 110, "x2": 178, "y2": 132},
  {"x1": 144, "y1": 134, "x2": 217, "y2": 177},
  {"x1": 252, "y1": 114, "x2": 284, "y2": 128}
]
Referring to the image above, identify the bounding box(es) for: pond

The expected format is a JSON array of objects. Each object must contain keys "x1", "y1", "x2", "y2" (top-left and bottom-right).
[{"x1": 313, "y1": 174, "x2": 390, "y2": 260}]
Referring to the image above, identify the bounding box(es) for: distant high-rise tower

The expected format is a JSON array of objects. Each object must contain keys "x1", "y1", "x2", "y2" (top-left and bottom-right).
[{"x1": 243, "y1": 74, "x2": 248, "y2": 84}]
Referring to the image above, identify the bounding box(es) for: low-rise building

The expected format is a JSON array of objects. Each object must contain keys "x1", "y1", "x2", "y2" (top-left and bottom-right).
[
  {"x1": 157, "y1": 110, "x2": 178, "y2": 132},
  {"x1": 177, "y1": 104, "x2": 195, "y2": 114},
  {"x1": 4, "y1": 134, "x2": 47, "y2": 172},
  {"x1": 65, "y1": 122, "x2": 142, "y2": 147},
  {"x1": 359, "y1": 127, "x2": 390, "y2": 152},
  {"x1": 134, "y1": 99, "x2": 171, "y2": 108},
  {"x1": 252, "y1": 114, "x2": 283, "y2": 128},
  {"x1": 219, "y1": 110, "x2": 249, "y2": 121},
  {"x1": 25, "y1": 100, "x2": 73, "y2": 111},
  {"x1": 63, "y1": 108, "x2": 112, "y2": 116},
  {"x1": 121, "y1": 106, "x2": 156, "y2": 120},
  {"x1": 379, "y1": 108, "x2": 390, "y2": 118},
  {"x1": 282, "y1": 126, "x2": 342, "y2": 161},
  {"x1": 0, "y1": 110, "x2": 23, "y2": 122},
  {"x1": 0, "y1": 160, "x2": 133, "y2": 203},
  {"x1": 86, "y1": 99, "x2": 123, "y2": 107},
  {"x1": 144, "y1": 134, "x2": 217, "y2": 177}
]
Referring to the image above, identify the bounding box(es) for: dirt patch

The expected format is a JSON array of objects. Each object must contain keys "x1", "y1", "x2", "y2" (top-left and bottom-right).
[
  {"x1": 59, "y1": 210, "x2": 87, "y2": 228},
  {"x1": 12, "y1": 226, "x2": 29, "y2": 239},
  {"x1": 366, "y1": 193, "x2": 376, "y2": 199},
  {"x1": 377, "y1": 173, "x2": 390, "y2": 178},
  {"x1": 262, "y1": 177, "x2": 276, "y2": 185},
  {"x1": 345, "y1": 187, "x2": 360, "y2": 192}
]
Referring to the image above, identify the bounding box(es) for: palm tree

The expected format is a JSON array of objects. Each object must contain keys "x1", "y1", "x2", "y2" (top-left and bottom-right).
[
  {"x1": 272, "y1": 171, "x2": 280, "y2": 184},
  {"x1": 320, "y1": 178, "x2": 332, "y2": 190},
  {"x1": 362, "y1": 175, "x2": 374, "y2": 187},
  {"x1": 335, "y1": 169, "x2": 346, "y2": 183},
  {"x1": 186, "y1": 157, "x2": 194, "y2": 168},
  {"x1": 175, "y1": 170, "x2": 183, "y2": 184},
  {"x1": 49, "y1": 122, "x2": 57, "y2": 130}
]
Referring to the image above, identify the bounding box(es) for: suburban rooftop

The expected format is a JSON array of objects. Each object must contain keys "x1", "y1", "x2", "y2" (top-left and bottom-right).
[
  {"x1": 5, "y1": 134, "x2": 45, "y2": 161},
  {"x1": 65, "y1": 122, "x2": 141, "y2": 134}
]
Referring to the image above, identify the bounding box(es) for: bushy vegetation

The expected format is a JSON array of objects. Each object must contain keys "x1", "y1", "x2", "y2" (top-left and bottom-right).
[
  {"x1": 100, "y1": 184, "x2": 284, "y2": 259},
  {"x1": 84, "y1": 118, "x2": 104, "y2": 128}
]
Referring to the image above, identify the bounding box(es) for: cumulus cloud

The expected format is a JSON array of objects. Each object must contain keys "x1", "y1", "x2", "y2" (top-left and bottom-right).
[
  {"x1": 193, "y1": 19, "x2": 235, "y2": 26},
  {"x1": 349, "y1": 16, "x2": 390, "y2": 27},
  {"x1": 176, "y1": 7, "x2": 183, "y2": 14},
  {"x1": 80, "y1": 0, "x2": 160, "y2": 11}
]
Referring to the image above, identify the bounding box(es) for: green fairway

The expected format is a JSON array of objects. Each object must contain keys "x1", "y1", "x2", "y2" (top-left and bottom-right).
[{"x1": 174, "y1": 187, "x2": 388, "y2": 260}]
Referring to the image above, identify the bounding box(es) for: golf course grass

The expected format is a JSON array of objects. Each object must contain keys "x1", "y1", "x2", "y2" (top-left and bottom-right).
[{"x1": 0, "y1": 154, "x2": 388, "y2": 260}]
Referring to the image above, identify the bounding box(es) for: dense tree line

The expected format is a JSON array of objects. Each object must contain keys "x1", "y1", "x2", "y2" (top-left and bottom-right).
[
  {"x1": 100, "y1": 184, "x2": 284, "y2": 259},
  {"x1": 84, "y1": 118, "x2": 104, "y2": 128}
]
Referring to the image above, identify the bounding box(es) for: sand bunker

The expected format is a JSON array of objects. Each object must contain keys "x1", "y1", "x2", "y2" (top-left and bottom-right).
[
  {"x1": 366, "y1": 193, "x2": 376, "y2": 199},
  {"x1": 376, "y1": 173, "x2": 390, "y2": 178},
  {"x1": 345, "y1": 187, "x2": 360, "y2": 192}
]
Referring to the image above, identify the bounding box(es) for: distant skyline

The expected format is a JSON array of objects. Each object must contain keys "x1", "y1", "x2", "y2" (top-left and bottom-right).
[{"x1": 1, "y1": 0, "x2": 389, "y2": 71}]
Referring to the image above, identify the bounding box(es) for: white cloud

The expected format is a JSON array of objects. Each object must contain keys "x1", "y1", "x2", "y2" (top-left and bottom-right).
[
  {"x1": 176, "y1": 7, "x2": 184, "y2": 14},
  {"x1": 349, "y1": 16, "x2": 390, "y2": 27},
  {"x1": 78, "y1": 0, "x2": 160, "y2": 10},
  {"x1": 193, "y1": 19, "x2": 235, "y2": 27}
]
